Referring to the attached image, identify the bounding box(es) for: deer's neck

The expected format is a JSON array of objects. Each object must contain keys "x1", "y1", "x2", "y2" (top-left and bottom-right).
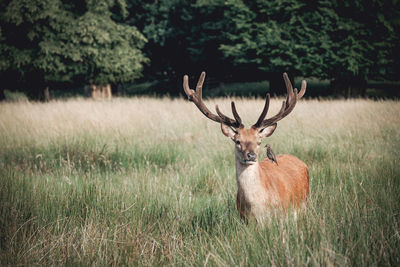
[
  {"x1": 235, "y1": 160, "x2": 263, "y2": 196},
  {"x1": 235, "y1": 160, "x2": 260, "y2": 184},
  {"x1": 235, "y1": 156, "x2": 269, "y2": 220}
]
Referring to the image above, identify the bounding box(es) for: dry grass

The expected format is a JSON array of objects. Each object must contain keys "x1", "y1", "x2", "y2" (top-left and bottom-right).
[{"x1": 0, "y1": 97, "x2": 399, "y2": 266}]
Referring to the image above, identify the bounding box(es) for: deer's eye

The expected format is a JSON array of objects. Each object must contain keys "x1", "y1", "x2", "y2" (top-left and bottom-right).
[{"x1": 235, "y1": 140, "x2": 241, "y2": 145}]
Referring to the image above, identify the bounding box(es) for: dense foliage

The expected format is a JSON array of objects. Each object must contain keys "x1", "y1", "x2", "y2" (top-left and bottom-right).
[
  {"x1": 0, "y1": 0, "x2": 399, "y2": 98},
  {"x1": 0, "y1": 0, "x2": 148, "y2": 98},
  {"x1": 125, "y1": 0, "x2": 399, "y2": 95}
]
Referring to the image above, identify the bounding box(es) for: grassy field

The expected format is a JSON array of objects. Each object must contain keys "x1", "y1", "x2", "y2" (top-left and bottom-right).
[{"x1": 0, "y1": 97, "x2": 399, "y2": 266}]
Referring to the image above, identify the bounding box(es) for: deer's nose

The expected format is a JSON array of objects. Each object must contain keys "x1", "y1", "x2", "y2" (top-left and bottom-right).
[{"x1": 247, "y1": 152, "x2": 257, "y2": 161}]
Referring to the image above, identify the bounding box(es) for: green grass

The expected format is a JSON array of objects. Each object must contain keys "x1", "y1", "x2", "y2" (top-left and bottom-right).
[{"x1": 0, "y1": 97, "x2": 399, "y2": 266}]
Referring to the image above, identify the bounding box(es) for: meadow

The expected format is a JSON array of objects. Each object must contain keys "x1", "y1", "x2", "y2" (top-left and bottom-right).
[{"x1": 0, "y1": 97, "x2": 399, "y2": 266}]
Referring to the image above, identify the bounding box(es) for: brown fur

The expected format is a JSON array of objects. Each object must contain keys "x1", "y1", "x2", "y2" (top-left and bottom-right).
[
  {"x1": 260, "y1": 155, "x2": 309, "y2": 208},
  {"x1": 236, "y1": 155, "x2": 309, "y2": 220},
  {"x1": 226, "y1": 127, "x2": 309, "y2": 221}
]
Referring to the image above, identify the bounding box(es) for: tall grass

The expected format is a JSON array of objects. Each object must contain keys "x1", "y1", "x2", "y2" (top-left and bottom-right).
[{"x1": 0, "y1": 97, "x2": 399, "y2": 266}]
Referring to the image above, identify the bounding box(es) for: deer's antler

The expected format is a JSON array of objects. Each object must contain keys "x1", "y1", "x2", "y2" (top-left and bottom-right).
[
  {"x1": 183, "y1": 72, "x2": 243, "y2": 129},
  {"x1": 253, "y1": 73, "x2": 306, "y2": 129}
]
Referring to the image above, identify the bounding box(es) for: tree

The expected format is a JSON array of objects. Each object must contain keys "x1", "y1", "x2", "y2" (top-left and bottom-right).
[
  {"x1": 327, "y1": 0, "x2": 400, "y2": 97},
  {"x1": 0, "y1": 0, "x2": 148, "y2": 99},
  {"x1": 219, "y1": 0, "x2": 400, "y2": 96},
  {"x1": 124, "y1": 0, "x2": 245, "y2": 94},
  {"x1": 219, "y1": 0, "x2": 340, "y2": 94},
  {"x1": 123, "y1": 0, "x2": 194, "y2": 90}
]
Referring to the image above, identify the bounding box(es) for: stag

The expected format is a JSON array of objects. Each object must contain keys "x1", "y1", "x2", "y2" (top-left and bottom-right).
[{"x1": 183, "y1": 72, "x2": 309, "y2": 223}]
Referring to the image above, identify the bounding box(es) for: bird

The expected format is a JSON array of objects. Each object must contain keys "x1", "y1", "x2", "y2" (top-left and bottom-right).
[{"x1": 265, "y1": 144, "x2": 278, "y2": 165}]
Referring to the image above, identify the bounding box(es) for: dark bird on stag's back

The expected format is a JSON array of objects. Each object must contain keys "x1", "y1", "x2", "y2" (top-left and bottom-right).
[{"x1": 265, "y1": 144, "x2": 278, "y2": 165}]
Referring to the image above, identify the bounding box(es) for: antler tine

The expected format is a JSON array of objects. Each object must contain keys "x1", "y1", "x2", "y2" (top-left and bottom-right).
[
  {"x1": 283, "y1": 73, "x2": 294, "y2": 101},
  {"x1": 183, "y1": 74, "x2": 195, "y2": 100},
  {"x1": 183, "y1": 72, "x2": 222, "y2": 123},
  {"x1": 183, "y1": 72, "x2": 242, "y2": 128},
  {"x1": 252, "y1": 94, "x2": 270, "y2": 128},
  {"x1": 215, "y1": 104, "x2": 242, "y2": 128},
  {"x1": 297, "y1": 80, "x2": 306, "y2": 99},
  {"x1": 231, "y1": 102, "x2": 243, "y2": 128},
  {"x1": 255, "y1": 72, "x2": 306, "y2": 128},
  {"x1": 195, "y1": 71, "x2": 205, "y2": 100}
]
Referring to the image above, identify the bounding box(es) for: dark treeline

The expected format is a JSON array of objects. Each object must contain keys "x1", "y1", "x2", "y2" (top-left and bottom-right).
[{"x1": 1, "y1": 0, "x2": 399, "y2": 99}]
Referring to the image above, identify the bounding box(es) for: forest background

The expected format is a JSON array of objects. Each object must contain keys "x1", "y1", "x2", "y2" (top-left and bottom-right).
[{"x1": 0, "y1": 0, "x2": 399, "y2": 100}]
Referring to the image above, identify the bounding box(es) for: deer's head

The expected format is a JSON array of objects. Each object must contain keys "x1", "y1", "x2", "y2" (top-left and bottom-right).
[{"x1": 183, "y1": 72, "x2": 306, "y2": 165}]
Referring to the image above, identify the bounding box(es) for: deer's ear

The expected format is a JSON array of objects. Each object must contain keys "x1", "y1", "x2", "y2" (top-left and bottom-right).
[
  {"x1": 258, "y1": 123, "x2": 277, "y2": 138},
  {"x1": 221, "y1": 123, "x2": 236, "y2": 138}
]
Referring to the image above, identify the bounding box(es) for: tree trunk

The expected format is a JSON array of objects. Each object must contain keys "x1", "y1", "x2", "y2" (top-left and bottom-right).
[
  {"x1": 86, "y1": 83, "x2": 112, "y2": 99},
  {"x1": 44, "y1": 86, "x2": 50, "y2": 102},
  {"x1": 103, "y1": 84, "x2": 112, "y2": 99}
]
